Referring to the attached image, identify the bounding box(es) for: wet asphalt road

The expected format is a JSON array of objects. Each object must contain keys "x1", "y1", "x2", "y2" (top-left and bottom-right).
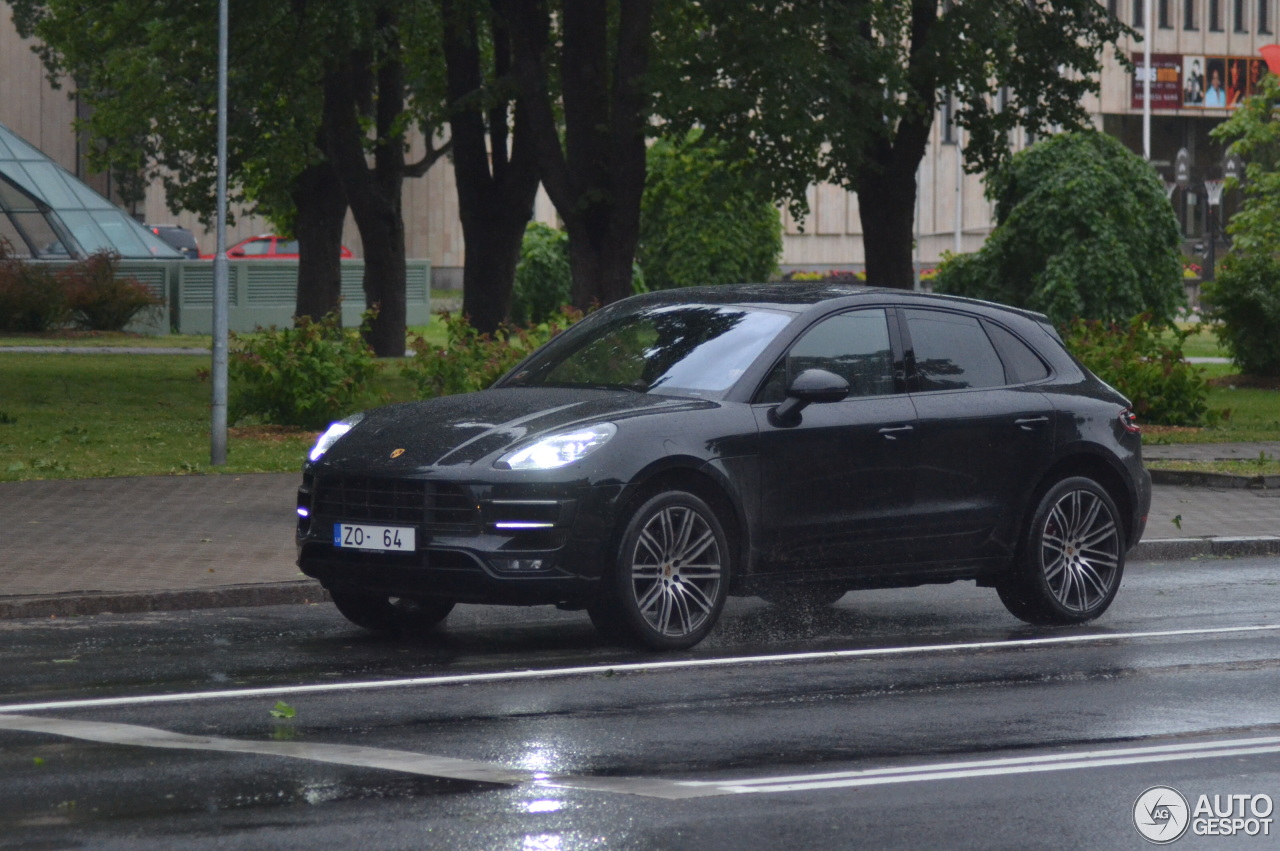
[{"x1": 2, "y1": 556, "x2": 1279, "y2": 850}]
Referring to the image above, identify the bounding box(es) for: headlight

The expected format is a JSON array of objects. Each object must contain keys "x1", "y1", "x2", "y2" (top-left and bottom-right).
[
  {"x1": 497, "y1": 423, "x2": 617, "y2": 470},
  {"x1": 308, "y1": 413, "x2": 364, "y2": 462}
]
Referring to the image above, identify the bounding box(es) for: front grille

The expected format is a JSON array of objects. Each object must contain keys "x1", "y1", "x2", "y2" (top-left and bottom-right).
[{"x1": 313, "y1": 475, "x2": 478, "y2": 533}]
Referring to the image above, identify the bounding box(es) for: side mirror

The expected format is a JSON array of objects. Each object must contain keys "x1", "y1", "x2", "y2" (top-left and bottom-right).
[{"x1": 769, "y1": 368, "x2": 849, "y2": 427}]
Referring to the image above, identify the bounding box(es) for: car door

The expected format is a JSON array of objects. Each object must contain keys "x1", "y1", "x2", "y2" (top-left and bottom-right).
[
  {"x1": 752, "y1": 307, "x2": 919, "y2": 576},
  {"x1": 900, "y1": 308, "x2": 1056, "y2": 564}
]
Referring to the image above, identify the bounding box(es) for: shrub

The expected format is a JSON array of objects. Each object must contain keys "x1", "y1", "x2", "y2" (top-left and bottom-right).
[
  {"x1": 933, "y1": 131, "x2": 1184, "y2": 327},
  {"x1": 1202, "y1": 253, "x2": 1280, "y2": 376},
  {"x1": 638, "y1": 132, "x2": 781, "y2": 290},
  {"x1": 510, "y1": 223, "x2": 572, "y2": 325},
  {"x1": 0, "y1": 244, "x2": 69, "y2": 332},
  {"x1": 228, "y1": 309, "x2": 382, "y2": 429},
  {"x1": 403, "y1": 308, "x2": 582, "y2": 398},
  {"x1": 510, "y1": 224, "x2": 646, "y2": 324},
  {"x1": 62, "y1": 251, "x2": 162, "y2": 331},
  {"x1": 1062, "y1": 313, "x2": 1220, "y2": 427}
]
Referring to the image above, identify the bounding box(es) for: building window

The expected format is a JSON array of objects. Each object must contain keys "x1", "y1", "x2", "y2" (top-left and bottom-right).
[
  {"x1": 1261, "y1": 0, "x2": 1272, "y2": 32},
  {"x1": 1159, "y1": 0, "x2": 1172, "y2": 25},
  {"x1": 1186, "y1": 0, "x2": 1199, "y2": 29},
  {"x1": 1210, "y1": 0, "x2": 1222, "y2": 29},
  {"x1": 1108, "y1": 0, "x2": 1120, "y2": 17},
  {"x1": 942, "y1": 93, "x2": 956, "y2": 145},
  {"x1": 1236, "y1": 0, "x2": 1248, "y2": 29},
  {"x1": 1135, "y1": 0, "x2": 1146, "y2": 25}
]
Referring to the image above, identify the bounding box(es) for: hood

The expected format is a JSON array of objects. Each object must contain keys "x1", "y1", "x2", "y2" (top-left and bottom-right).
[{"x1": 318, "y1": 387, "x2": 716, "y2": 470}]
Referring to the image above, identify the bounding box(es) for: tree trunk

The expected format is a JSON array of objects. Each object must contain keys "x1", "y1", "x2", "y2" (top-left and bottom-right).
[
  {"x1": 320, "y1": 9, "x2": 409, "y2": 358},
  {"x1": 447, "y1": 0, "x2": 540, "y2": 334},
  {"x1": 853, "y1": 2, "x2": 938, "y2": 292},
  {"x1": 292, "y1": 160, "x2": 349, "y2": 322},
  {"x1": 505, "y1": 0, "x2": 653, "y2": 311},
  {"x1": 857, "y1": 163, "x2": 920, "y2": 291}
]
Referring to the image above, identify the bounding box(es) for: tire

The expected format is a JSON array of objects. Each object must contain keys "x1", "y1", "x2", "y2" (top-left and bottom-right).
[
  {"x1": 997, "y1": 476, "x2": 1125, "y2": 625},
  {"x1": 329, "y1": 589, "x2": 454, "y2": 635},
  {"x1": 757, "y1": 584, "x2": 847, "y2": 608},
  {"x1": 592, "y1": 490, "x2": 731, "y2": 650}
]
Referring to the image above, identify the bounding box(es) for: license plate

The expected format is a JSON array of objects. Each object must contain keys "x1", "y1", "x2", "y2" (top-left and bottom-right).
[{"x1": 333, "y1": 523, "x2": 416, "y2": 552}]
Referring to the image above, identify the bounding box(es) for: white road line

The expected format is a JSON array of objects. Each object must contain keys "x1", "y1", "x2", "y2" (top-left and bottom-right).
[
  {"x1": 0, "y1": 714, "x2": 534, "y2": 786},
  {"x1": 0, "y1": 624, "x2": 1276, "y2": 715},
  {"x1": 555, "y1": 736, "x2": 1280, "y2": 799},
  {"x1": 4, "y1": 712, "x2": 1276, "y2": 802}
]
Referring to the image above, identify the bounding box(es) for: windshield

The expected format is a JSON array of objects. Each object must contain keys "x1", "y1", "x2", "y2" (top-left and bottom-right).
[{"x1": 504, "y1": 303, "x2": 793, "y2": 399}]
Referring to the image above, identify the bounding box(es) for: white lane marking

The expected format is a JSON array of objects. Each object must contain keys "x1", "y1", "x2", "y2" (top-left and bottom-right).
[
  {"x1": 1, "y1": 624, "x2": 1276, "y2": 715},
  {"x1": 555, "y1": 736, "x2": 1280, "y2": 799},
  {"x1": 4, "y1": 712, "x2": 1278, "y2": 802},
  {"x1": 0, "y1": 714, "x2": 533, "y2": 786}
]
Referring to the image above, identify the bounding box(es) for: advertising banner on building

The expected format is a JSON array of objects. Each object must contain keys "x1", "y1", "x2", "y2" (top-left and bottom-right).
[
  {"x1": 1131, "y1": 53, "x2": 1184, "y2": 109},
  {"x1": 1132, "y1": 52, "x2": 1269, "y2": 110}
]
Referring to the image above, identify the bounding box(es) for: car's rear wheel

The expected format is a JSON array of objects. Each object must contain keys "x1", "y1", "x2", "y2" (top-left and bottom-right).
[
  {"x1": 998, "y1": 476, "x2": 1124, "y2": 625},
  {"x1": 591, "y1": 490, "x2": 730, "y2": 650},
  {"x1": 329, "y1": 589, "x2": 454, "y2": 634}
]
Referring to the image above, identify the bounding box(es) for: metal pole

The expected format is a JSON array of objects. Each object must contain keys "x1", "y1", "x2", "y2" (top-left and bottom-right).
[
  {"x1": 211, "y1": 0, "x2": 229, "y2": 466},
  {"x1": 1143, "y1": 0, "x2": 1152, "y2": 159}
]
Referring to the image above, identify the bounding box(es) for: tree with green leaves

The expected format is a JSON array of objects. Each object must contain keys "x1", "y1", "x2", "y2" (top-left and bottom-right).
[
  {"x1": 10, "y1": 0, "x2": 539, "y2": 350},
  {"x1": 1211, "y1": 73, "x2": 1280, "y2": 256},
  {"x1": 932, "y1": 130, "x2": 1183, "y2": 327},
  {"x1": 1205, "y1": 73, "x2": 1280, "y2": 376},
  {"x1": 10, "y1": 0, "x2": 353, "y2": 322},
  {"x1": 656, "y1": 0, "x2": 1132, "y2": 290},
  {"x1": 639, "y1": 133, "x2": 781, "y2": 290}
]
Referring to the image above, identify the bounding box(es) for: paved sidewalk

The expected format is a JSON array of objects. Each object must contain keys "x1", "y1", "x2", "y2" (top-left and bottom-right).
[{"x1": 0, "y1": 460, "x2": 1276, "y2": 619}]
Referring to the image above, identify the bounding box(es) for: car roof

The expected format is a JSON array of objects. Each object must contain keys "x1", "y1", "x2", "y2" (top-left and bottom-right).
[{"x1": 625, "y1": 282, "x2": 1053, "y2": 325}]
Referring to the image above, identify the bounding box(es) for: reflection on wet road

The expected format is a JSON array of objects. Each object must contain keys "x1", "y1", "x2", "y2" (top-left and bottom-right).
[{"x1": 3, "y1": 556, "x2": 1280, "y2": 849}]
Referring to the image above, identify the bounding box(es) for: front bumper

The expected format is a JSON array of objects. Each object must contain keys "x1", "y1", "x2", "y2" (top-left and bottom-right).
[{"x1": 295, "y1": 469, "x2": 621, "y2": 605}]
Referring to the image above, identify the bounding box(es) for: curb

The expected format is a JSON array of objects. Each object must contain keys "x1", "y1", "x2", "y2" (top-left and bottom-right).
[
  {"x1": 0, "y1": 581, "x2": 330, "y2": 620},
  {"x1": 1149, "y1": 469, "x2": 1280, "y2": 489},
  {"x1": 1130, "y1": 536, "x2": 1280, "y2": 561}
]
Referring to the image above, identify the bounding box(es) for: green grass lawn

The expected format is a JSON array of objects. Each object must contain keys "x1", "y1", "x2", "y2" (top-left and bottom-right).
[
  {"x1": 1174, "y1": 323, "x2": 1224, "y2": 359},
  {"x1": 1, "y1": 322, "x2": 1276, "y2": 482},
  {"x1": 0, "y1": 353, "x2": 424, "y2": 482}
]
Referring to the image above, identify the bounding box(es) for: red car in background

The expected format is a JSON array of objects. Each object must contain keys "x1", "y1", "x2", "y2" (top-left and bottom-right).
[{"x1": 202, "y1": 234, "x2": 354, "y2": 259}]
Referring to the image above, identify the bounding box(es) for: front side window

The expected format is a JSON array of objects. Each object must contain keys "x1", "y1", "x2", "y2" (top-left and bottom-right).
[
  {"x1": 757, "y1": 309, "x2": 895, "y2": 403},
  {"x1": 507, "y1": 303, "x2": 793, "y2": 399},
  {"x1": 905, "y1": 309, "x2": 1006, "y2": 391}
]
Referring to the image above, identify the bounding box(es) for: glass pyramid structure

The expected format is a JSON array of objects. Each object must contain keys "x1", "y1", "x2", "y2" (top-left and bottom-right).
[{"x1": 0, "y1": 121, "x2": 179, "y2": 260}]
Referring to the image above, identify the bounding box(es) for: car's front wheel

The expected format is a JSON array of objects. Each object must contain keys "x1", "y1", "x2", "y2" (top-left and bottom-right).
[
  {"x1": 591, "y1": 490, "x2": 731, "y2": 650},
  {"x1": 329, "y1": 590, "x2": 455, "y2": 635},
  {"x1": 998, "y1": 476, "x2": 1125, "y2": 625}
]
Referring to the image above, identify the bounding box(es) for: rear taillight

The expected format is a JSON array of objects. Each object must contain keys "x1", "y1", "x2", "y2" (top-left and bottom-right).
[{"x1": 1119, "y1": 408, "x2": 1140, "y2": 434}]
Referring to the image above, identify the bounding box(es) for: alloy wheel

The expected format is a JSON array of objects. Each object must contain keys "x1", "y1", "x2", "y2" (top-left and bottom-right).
[
  {"x1": 628, "y1": 503, "x2": 724, "y2": 638},
  {"x1": 1038, "y1": 488, "x2": 1121, "y2": 614}
]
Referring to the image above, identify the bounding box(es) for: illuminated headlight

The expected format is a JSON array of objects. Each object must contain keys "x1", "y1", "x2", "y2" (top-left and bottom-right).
[
  {"x1": 497, "y1": 423, "x2": 617, "y2": 470},
  {"x1": 308, "y1": 413, "x2": 364, "y2": 462}
]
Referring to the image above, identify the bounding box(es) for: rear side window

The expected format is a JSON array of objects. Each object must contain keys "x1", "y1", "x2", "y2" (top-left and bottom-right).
[
  {"x1": 984, "y1": 321, "x2": 1050, "y2": 383},
  {"x1": 904, "y1": 309, "x2": 1005, "y2": 391}
]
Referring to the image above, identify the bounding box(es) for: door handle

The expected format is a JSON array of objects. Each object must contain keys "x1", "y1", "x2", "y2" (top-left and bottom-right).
[
  {"x1": 1015, "y1": 416, "x2": 1049, "y2": 431},
  {"x1": 878, "y1": 425, "x2": 914, "y2": 440}
]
